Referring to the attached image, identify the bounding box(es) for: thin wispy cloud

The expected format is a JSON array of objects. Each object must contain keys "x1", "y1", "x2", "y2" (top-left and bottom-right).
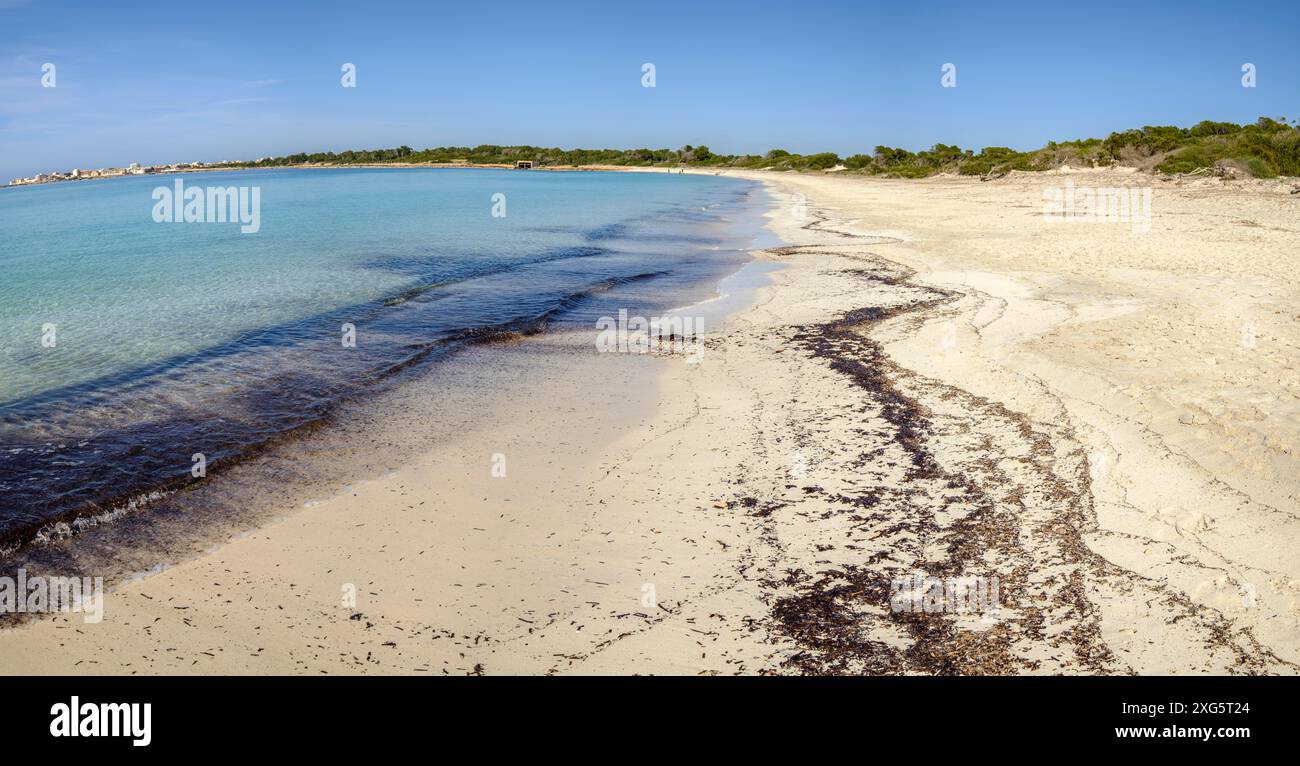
[{"x1": 209, "y1": 96, "x2": 275, "y2": 107}]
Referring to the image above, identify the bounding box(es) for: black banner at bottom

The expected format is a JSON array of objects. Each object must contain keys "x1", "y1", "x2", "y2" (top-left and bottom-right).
[{"x1": 9, "y1": 675, "x2": 1287, "y2": 752}]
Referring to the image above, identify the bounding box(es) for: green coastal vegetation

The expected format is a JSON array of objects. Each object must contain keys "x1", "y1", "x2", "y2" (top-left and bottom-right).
[{"x1": 230, "y1": 116, "x2": 1300, "y2": 179}]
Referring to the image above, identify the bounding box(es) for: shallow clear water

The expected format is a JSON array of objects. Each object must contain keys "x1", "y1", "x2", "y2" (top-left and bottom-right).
[{"x1": 0, "y1": 167, "x2": 767, "y2": 546}]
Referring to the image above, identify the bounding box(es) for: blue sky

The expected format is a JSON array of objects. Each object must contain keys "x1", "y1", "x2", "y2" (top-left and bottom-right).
[{"x1": 1, "y1": 0, "x2": 1297, "y2": 179}]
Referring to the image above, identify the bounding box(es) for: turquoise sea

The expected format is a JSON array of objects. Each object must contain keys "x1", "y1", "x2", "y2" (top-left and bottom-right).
[{"x1": 0, "y1": 167, "x2": 768, "y2": 549}]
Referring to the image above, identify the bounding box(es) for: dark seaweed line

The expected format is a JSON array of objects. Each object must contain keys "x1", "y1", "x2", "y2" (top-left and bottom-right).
[{"x1": 361, "y1": 270, "x2": 668, "y2": 382}]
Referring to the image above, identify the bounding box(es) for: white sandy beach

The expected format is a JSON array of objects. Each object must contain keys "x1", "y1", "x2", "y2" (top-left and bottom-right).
[{"x1": 2, "y1": 167, "x2": 1297, "y2": 674}]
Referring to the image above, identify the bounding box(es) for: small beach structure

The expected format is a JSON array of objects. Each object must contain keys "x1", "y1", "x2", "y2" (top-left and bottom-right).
[{"x1": 514, "y1": 160, "x2": 535, "y2": 169}]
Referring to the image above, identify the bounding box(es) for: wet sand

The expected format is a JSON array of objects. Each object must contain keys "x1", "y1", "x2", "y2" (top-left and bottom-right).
[{"x1": 2, "y1": 168, "x2": 1297, "y2": 674}]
